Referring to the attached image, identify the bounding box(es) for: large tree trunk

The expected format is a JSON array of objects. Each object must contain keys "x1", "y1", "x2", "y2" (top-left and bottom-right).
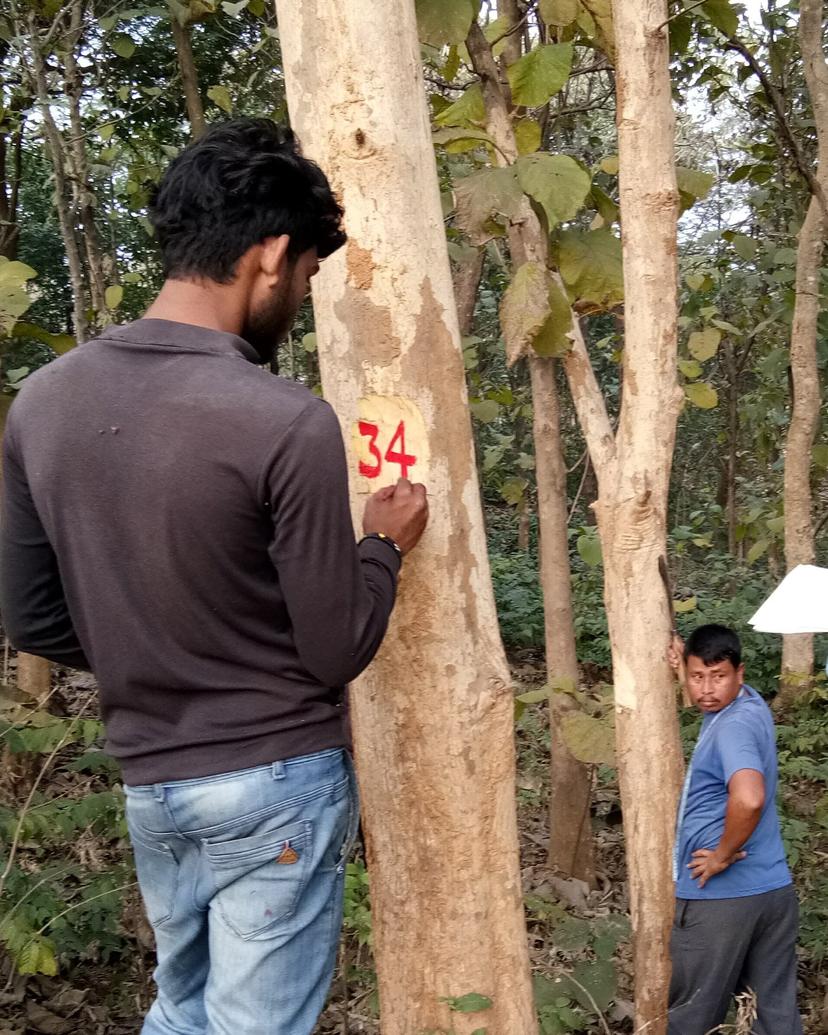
[
  {"x1": 600, "y1": 6, "x2": 684, "y2": 1027},
  {"x1": 531, "y1": 356, "x2": 595, "y2": 884},
  {"x1": 468, "y1": 2, "x2": 683, "y2": 1028},
  {"x1": 276, "y1": 3, "x2": 537, "y2": 1034},
  {"x1": 780, "y1": 0, "x2": 828, "y2": 703},
  {"x1": 170, "y1": 7, "x2": 206, "y2": 140}
]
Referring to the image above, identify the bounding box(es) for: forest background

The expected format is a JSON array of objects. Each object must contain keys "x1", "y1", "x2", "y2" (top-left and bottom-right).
[{"x1": 1, "y1": 0, "x2": 828, "y2": 1032}]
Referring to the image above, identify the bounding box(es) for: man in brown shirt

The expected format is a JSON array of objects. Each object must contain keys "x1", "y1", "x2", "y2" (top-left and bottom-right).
[{"x1": 1, "y1": 118, "x2": 428, "y2": 1034}]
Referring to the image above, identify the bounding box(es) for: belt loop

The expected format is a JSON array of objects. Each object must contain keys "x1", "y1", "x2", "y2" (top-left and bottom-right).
[
  {"x1": 272, "y1": 760, "x2": 286, "y2": 780},
  {"x1": 153, "y1": 784, "x2": 165, "y2": 803}
]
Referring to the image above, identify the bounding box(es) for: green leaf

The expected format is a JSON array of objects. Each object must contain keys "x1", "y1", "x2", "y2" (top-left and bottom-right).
[
  {"x1": 514, "y1": 118, "x2": 542, "y2": 156},
  {"x1": 561, "y1": 712, "x2": 614, "y2": 765},
  {"x1": 501, "y1": 476, "x2": 528, "y2": 505},
  {"x1": 441, "y1": 993, "x2": 493, "y2": 1013},
  {"x1": 673, "y1": 596, "x2": 697, "y2": 614},
  {"x1": 539, "y1": 0, "x2": 579, "y2": 26},
  {"x1": 557, "y1": 228, "x2": 623, "y2": 310},
  {"x1": 570, "y1": 959, "x2": 616, "y2": 1012},
  {"x1": 813, "y1": 445, "x2": 828, "y2": 468},
  {"x1": 687, "y1": 327, "x2": 721, "y2": 361},
  {"x1": 746, "y1": 539, "x2": 770, "y2": 565},
  {"x1": 0, "y1": 258, "x2": 36, "y2": 335},
  {"x1": 104, "y1": 284, "x2": 123, "y2": 310},
  {"x1": 533, "y1": 279, "x2": 574, "y2": 358},
  {"x1": 684, "y1": 381, "x2": 718, "y2": 409},
  {"x1": 415, "y1": 0, "x2": 475, "y2": 45},
  {"x1": 500, "y1": 263, "x2": 549, "y2": 359},
  {"x1": 484, "y1": 14, "x2": 511, "y2": 58},
  {"x1": 678, "y1": 358, "x2": 703, "y2": 379},
  {"x1": 12, "y1": 321, "x2": 75, "y2": 355},
  {"x1": 700, "y1": 0, "x2": 738, "y2": 37},
  {"x1": 117, "y1": 85, "x2": 130, "y2": 103},
  {"x1": 207, "y1": 84, "x2": 233, "y2": 114},
  {"x1": 676, "y1": 166, "x2": 715, "y2": 201},
  {"x1": 454, "y1": 166, "x2": 523, "y2": 245},
  {"x1": 516, "y1": 153, "x2": 591, "y2": 230},
  {"x1": 432, "y1": 127, "x2": 493, "y2": 153},
  {"x1": 589, "y1": 185, "x2": 618, "y2": 226},
  {"x1": 471, "y1": 399, "x2": 500, "y2": 423},
  {"x1": 577, "y1": 531, "x2": 602, "y2": 567},
  {"x1": 578, "y1": 0, "x2": 615, "y2": 61},
  {"x1": 599, "y1": 154, "x2": 618, "y2": 175},
  {"x1": 507, "y1": 43, "x2": 573, "y2": 108},
  {"x1": 302, "y1": 332, "x2": 317, "y2": 353},
  {"x1": 111, "y1": 33, "x2": 136, "y2": 58},
  {"x1": 729, "y1": 233, "x2": 757, "y2": 261},
  {"x1": 435, "y1": 83, "x2": 485, "y2": 127}
]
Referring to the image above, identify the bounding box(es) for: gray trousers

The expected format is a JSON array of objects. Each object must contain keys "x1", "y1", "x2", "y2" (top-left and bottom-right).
[{"x1": 668, "y1": 884, "x2": 802, "y2": 1035}]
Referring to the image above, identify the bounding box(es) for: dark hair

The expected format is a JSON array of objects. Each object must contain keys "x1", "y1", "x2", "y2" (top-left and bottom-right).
[
  {"x1": 149, "y1": 118, "x2": 346, "y2": 282},
  {"x1": 684, "y1": 624, "x2": 742, "y2": 668}
]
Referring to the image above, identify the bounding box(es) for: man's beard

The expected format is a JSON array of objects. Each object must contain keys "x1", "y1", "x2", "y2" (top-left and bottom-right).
[{"x1": 243, "y1": 280, "x2": 297, "y2": 366}]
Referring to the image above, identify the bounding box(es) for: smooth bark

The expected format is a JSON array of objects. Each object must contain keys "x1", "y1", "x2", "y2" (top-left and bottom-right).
[
  {"x1": 276, "y1": 2, "x2": 537, "y2": 1032},
  {"x1": 781, "y1": 0, "x2": 828, "y2": 700},
  {"x1": 170, "y1": 7, "x2": 206, "y2": 139}
]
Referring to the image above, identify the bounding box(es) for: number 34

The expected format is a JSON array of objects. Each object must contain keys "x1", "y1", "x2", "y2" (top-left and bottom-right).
[{"x1": 358, "y1": 420, "x2": 417, "y2": 480}]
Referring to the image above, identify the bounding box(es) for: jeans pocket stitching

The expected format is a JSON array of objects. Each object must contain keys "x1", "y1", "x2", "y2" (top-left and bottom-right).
[{"x1": 129, "y1": 831, "x2": 179, "y2": 928}]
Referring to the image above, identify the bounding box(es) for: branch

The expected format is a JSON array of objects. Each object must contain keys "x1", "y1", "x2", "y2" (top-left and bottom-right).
[{"x1": 724, "y1": 33, "x2": 828, "y2": 219}]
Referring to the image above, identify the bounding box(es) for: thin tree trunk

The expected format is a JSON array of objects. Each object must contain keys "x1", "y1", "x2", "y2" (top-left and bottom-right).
[
  {"x1": 452, "y1": 248, "x2": 483, "y2": 337},
  {"x1": 532, "y1": 356, "x2": 595, "y2": 884},
  {"x1": 725, "y1": 339, "x2": 738, "y2": 556},
  {"x1": 468, "y1": 3, "x2": 683, "y2": 1028},
  {"x1": 170, "y1": 9, "x2": 206, "y2": 140},
  {"x1": 496, "y1": 0, "x2": 594, "y2": 883},
  {"x1": 781, "y1": 0, "x2": 828, "y2": 702},
  {"x1": 517, "y1": 493, "x2": 531, "y2": 551},
  {"x1": 276, "y1": 3, "x2": 537, "y2": 1033},
  {"x1": 27, "y1": 16, "x2": 89, "y2": 343}
]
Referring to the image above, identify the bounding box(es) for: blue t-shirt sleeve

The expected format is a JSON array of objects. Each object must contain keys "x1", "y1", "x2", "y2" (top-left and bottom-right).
[{"x1": 717, "y1": 716, "x2": 765, "y2": 785}]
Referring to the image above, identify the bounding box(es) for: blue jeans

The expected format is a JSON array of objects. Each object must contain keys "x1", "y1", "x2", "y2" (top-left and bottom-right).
[{"x1": 124, "y1": 748, "x2": 359, "y2": 1035}]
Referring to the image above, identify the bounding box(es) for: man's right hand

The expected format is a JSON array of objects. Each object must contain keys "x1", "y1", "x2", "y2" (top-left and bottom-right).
[{"x1": 363, "y1": 478, "x2": 428, "y2": 556}]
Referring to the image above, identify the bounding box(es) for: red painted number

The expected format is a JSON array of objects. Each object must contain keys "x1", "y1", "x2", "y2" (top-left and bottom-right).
[
  {"x1": 384, "y1": 421, "x2": 417, "y2": 479},
  {"x1": 358, "y1": 420, "x2": 382, "y2": 477},
  {"x1": 357, "y1": 419, "x2": 417, "y2": 479}
]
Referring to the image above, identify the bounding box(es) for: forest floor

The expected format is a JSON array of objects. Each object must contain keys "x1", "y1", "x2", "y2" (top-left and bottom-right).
[{"x1": 1, "y1": 654, "x2": 826, "y2": 1035}]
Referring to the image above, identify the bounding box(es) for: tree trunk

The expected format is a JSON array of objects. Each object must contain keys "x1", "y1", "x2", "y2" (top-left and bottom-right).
[
  {"x1": 780, "y1": 0, "x2": 828, "y2": 703},
  {"x1": 27, "y1": 16, "x2": 90, "y2": 343},
  {"x1": 170, "y1": 8, "x2": 206, "y2": 140},
  {"x1": 276, "y1": 3, "x2": 537, "y2": 1034},
  {"x1": 468, "y1": 2, "x2": 683, "y2": 1028},
  {"x1": 532, "y1": 356, "x2": 595, "y2": 884},
  {"x1": 64, "y1": 0, "x2": 111, "y2": 323},
  {"x1": 724, "y1": 339, "x2": 738, "y2": 556},
  {"x1": 452, "y1": 248, "x2": 483, "y2": 337},
  {"x1": 494, "y1": 0, "x2": 595, "y2": 884},
  {"x1": 600, "y1": 7, "x2": 684, "y2": 1026}
]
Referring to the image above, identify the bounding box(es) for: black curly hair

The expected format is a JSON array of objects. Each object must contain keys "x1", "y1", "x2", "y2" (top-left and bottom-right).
[{"x1": 149, "y1": 118, "x2": 346, "y2": 282}]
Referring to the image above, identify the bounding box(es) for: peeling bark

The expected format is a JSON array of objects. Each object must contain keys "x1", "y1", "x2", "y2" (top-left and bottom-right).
[{"x1": 276, "y1": 2, "x2": 537, "y2": 1032}]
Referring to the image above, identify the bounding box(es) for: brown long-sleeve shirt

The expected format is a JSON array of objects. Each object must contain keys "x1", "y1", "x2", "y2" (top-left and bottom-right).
[{"x1": 0, "y1": 319, "x2": 399, "y2": 783}]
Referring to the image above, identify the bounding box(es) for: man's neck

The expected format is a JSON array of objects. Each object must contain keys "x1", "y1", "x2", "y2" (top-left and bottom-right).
[{"x1": 144, "y1": 279, "x2": 244, "y2": 336}]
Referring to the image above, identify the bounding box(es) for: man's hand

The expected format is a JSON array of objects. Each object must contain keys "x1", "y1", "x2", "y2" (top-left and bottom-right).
[
  {"x1": 688, "y1": 847, "x2": 747, "y2": 889},
  {"x1": 668, "y1": 633, "x2": 684, "y2": 676},
  {"x1": 363, "y1": 478, "x2": 428, "y2": 556}
]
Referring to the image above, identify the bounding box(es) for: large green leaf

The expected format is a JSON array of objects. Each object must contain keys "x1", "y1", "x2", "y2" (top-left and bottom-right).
[
  {"x1": 539, "y1": 0, "x2": 579, "y2": 26},
  {"x1": 700, "y1": 0, "x2": 738, "y2": 37},
  {"x1": 435, "y1": 83, "x2": 485, "y2": 127},
  {"x1": 557, "y1": 228, "x2": 623, "y2": 310},
  {"x1": 516, "y1": 153, "x2": 591, "y2": 230},
  {"x1": 454, "y1": 166, "x2": 523, "y2": 245},
  {"x1": 207, "y1": 85, "x2": 233, "y2": 114},
  {"x1": 507, "y1": 43, "x2": 573, "y2": 107},
  {"x1": 432, "y1": 127, "x2": 493, "y2": 154},
  {"x1": 11, "y1": 321, "x2": 75, "y2": 355},
  {"x1": 415, "y1": 0, "x2": 475, "y2": 45},
  {"x1": 560, "y1": 712, "x2": 615, "y2": 765},
  {"x1": 579, "y1": 0, "x2": 615, "y2": 62},
  {"x1": 687, "y1": 327, "x2": 721, "y2": 361},
  {"x1": 514, "y1": 118, "x2": 542, "y2": 156},
  {"x1": 111, "y1": 33, "x2": 135, "y2": 58},
  {"x1": 685, "y1": 381, "x2": 718, "y2": 409},
  {"x1": 533, "y1": 279, "x2": 574, "y2": 358},
  {"x1": 0, "y1": 258, "x2": 36, "y2": 335},
  {"x1": 500, "y1": 262, "x2": 553, "y2": 363}
]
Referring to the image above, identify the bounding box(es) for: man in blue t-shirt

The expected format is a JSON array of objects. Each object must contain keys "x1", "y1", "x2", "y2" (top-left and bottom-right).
[{"x1": 667, "y1": 624, "x2": 801, "y2": 1035}]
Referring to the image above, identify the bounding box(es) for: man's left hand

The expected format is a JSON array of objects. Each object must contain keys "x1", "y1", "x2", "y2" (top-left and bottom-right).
[{"x1": 688, "y1": 848, "x2": 747, "y2": 889}]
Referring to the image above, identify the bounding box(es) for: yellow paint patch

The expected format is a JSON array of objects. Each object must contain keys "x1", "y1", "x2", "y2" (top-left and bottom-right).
[{"x1": 351, "y1": 395, "x2": 429, "y2": 492}]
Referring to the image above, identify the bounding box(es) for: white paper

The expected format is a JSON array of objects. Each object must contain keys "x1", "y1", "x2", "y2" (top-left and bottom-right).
[{"x1": 748, "y1": 564, "x2": 828, "y2": 633}]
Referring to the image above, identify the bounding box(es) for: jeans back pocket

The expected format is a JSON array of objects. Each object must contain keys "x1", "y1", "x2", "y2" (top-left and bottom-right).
[{"x1": 205, "y1": 819, "x2": 313, "y2": 940}]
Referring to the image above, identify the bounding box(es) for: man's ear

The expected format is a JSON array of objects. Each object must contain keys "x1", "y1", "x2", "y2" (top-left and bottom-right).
[{"x1": 260, "y1": 235, "x2": 291, "y2": 278}]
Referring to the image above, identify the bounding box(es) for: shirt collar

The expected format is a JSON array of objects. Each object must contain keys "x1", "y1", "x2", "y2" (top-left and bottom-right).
[{"x1": 97, "y1": 319, "x2": 260, "y2": 364}]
